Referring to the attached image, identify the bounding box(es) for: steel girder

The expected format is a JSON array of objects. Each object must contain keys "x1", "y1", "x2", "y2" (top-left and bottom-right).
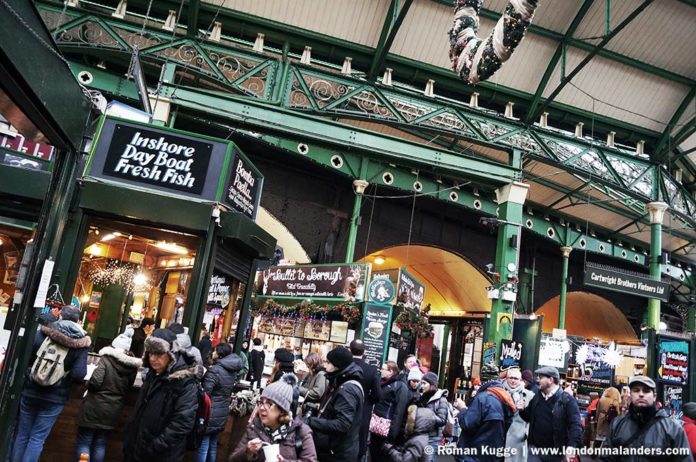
[{"x1": 368, "y1": 0, "x2": 414, "y2": 81}]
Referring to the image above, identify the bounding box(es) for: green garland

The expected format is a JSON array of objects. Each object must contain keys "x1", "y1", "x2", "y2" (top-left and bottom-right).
[
  {"x1": 395, "y1": 309, "x2": 434, "y2": 339},
  {"x1": 251, "y1": 299, "x2": 361, "y2": 324}
]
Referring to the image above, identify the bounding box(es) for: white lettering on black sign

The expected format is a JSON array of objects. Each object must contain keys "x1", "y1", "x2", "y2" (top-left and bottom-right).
[
  {"x1": 225, "y1": 155, "x2": 261, "y2": 219},
  {"x1": 102, "y1": 125, "x2": 212, "y2": 194}
]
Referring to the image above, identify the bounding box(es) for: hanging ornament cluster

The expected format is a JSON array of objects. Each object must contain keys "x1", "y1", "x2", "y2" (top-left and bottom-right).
[
  {"x1": 602, "y1": 342, "x2": 623, "y2": 369},
  {"x1": 87, "y1": 260, "x2": 147, "y2": 293},
  {"x1": 251, "y1": 299, "x2": 361, "y2": 324},
  {"x1": 395, "y1": 309, "x2": 434, "y2": 339},
  {"x1": 574, "y1": 342, "x2": 623, "y2": 369},
  {"x1": 449, "y1": 0, "x2": 539, "y2": 85}
]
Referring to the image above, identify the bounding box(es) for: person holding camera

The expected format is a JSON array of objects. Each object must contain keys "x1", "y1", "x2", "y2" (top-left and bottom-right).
[{"x1": 299, "y1": 352, "x2": 328, "y2": 417}]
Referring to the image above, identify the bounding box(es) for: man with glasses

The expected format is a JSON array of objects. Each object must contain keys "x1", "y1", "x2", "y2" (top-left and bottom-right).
[
  {"x1": 502, "y1": 368, "x2": 535, "y2": 462},
  {"x1": 521, "y1": 366, "x2": 582, "y2": 462}
]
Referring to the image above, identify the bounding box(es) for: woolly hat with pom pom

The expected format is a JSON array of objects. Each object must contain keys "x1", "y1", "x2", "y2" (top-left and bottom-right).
[{"x1": 262, "y1": 373, "x2": 297, "y2": 414}]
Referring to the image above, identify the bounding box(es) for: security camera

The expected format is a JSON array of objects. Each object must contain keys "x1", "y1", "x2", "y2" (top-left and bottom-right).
[{"x1": 485, "y1": 263, "x2": 495, "y2": 273}]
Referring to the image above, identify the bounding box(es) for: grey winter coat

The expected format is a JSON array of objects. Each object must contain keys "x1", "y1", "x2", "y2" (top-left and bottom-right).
[
  {"x1": 383, "y1": 406, "x2": 439, "y2": 462},
  {"x1": 203, "y1": 353, "x2": 242, "y2": 434},
  {"x1": 229, "y1": 416, "x2": 318, "y2": 462},
  {"x1": 79, "y1": 346, "x2": 141, "y2": 430},
  {"x1": 502, "y1": 382, "x2": 534, "y2": 462},
  {"x1": 24, "y1": 321, "x2": 91, "y2": 405},
  {"x1": 417, "y1": 388, "x2": 449, "y2": 439},
  {"x1": 600, "y1": 408, "x2": 691, "y2": 462},
  {"x1": 300, "y1": 369, "x2": 328, "y2": 406}
]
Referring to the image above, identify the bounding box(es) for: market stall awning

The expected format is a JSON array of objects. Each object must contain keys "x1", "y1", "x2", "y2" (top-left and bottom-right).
[
  {"x1": 360, "y1": 245, "x2": 491, "y2": 316},
  {"x1": 537, "y1": 291, "x2": 639, "y2": 344}
]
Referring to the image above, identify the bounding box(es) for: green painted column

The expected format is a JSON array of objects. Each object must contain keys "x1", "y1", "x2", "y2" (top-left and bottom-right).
[
  {"x1": 485, "y1": 182, "x2": 529, "y2": 356},
  {"x1": 344, "y1": 160, "x2": 369, "y2": 263},
  {"x1": 646, "y1": 202, "x2": 668, "y2": 330},
  {"x1": 558, "y1": 246, "x2": 572, "y2": 329}
]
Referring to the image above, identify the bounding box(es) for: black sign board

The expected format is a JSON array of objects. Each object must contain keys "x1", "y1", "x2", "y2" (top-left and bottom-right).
[
  {"x1": 658, "y1": 339, "x2": 689, "y2": 386},
  {"x1": 583, "y1": 262, "x2": 669, "y2": 302},
  {"x1": 577, "y1": 344, "x2": 614, "y2": 394},
  {"x1": 361, "y1": 303, "x2": 393, "y2": 367},
  {"x1": 87, "y1": 118, "x2": 230, "y2": 201},
  {"x1": 254, "y1": 263, "x2": 370, "y2": 301},
  {"x1": 500, "y1": 340, "x2": 523, "y2": 370},
  {"x1": 223, "y1": 148, "x2": 263, "y2": 220},
  {"x1": 397, "y1": 269, "x2": 426, "y2": 311},
  {"x1": 207, "y1": 273, "x2": 231, "y2": 309},
  {"x1": 368, "y1": 277, "x2": 396, "y2": 305}
]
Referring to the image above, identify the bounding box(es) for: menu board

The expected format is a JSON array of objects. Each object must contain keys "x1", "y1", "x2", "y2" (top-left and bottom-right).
[
  {"x1": 330, "y1": 321, "x2": 349, "y2": 344},
  {"x1": 658, "y1": 339, "x2": 689, "y2": 385},
  {"x1": 304, "y1": 319, "x2": 331, "y2": 341},
  {"x1": 577, "y1": 344, "x2": 614, "y2": 394},
  {"x1": 360, "y1": 303, "x2": 392, "y2": 367},
  {"x1": 538, "y1": 335, "x2": 569, "y2": 370},
  {"x1": 255, "y1": 263, "x2": 369, "y2": 301}
]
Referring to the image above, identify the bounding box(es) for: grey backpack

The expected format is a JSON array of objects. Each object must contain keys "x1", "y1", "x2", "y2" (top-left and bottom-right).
[{"x1": 30, "y1": 337, "x2": 70, "y2": 386}]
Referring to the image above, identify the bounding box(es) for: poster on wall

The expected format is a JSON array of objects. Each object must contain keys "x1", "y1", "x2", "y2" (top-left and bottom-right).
[
  {"x1": 207, "y1": 274, "x2": 231, "y2": 309},
  {"x1": 538, "y1": 335, "x2": 569, "y2": 370},
  {"x1": 657, "y1": 339, "x2": 689, "y2": 386},
  {"x1": 577, "y1": 344, "x2": 614, "y2": 394},
  {"x1": 664, "y1": 385, "x2": 683, "y2": 419},
  {"x1": 330, "y1": 321, "x2": 349, "y2": 344},
  {"x1": 482, "y1": 342, "x2": 497, "y2": 367},
  {"x1": 255, "y1": 263, "x2": 369, "y2": 301},
  {"x1": 360, "y1": 303, "x2": 392, "y2": 367},
  {"x1": 304, "y1": 319, "x2": 331, "y2": 341},
  {"x1": 500, "y1": 340, "x2": 523, "y2": 370}
]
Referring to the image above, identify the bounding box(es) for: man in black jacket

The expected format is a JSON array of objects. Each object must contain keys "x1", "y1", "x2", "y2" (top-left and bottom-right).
[
  {"x1": 247, "y1": 337, "x2": 265, "y2": 388},
  {"x1": 350, "y1": 339, "x2": 382, "y2": 461},
  {"x1": 600, "y1": 376, "x2": 690, "y2": 462},
  {"x1": 306, "y1": 346, "x2": 364, "y2": 462},
  {"x1": 521, "y1": 366, "x2": 583, "y2": 462},
  {"x1": 129, "y1": 317, "x2": 155, "y2": 359}
]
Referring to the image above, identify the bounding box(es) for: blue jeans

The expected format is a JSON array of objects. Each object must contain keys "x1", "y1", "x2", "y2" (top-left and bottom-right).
[
  {"x1": 75, "y1": 427, "x2": 109, "y2": 462},
  {"x1": 195, "y1": 433, "x2": 219, "y2": 462},
  {"x1": 11, "y1": 395, "x2": 64, "y2": 462},
  {"x1": 425, "y1": 437, "x2": 440, "y2": 462}
]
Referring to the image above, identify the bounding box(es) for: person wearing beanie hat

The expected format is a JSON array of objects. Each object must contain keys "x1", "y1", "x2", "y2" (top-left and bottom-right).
[
  {"x1": 416, "y1": 372, "x2": 449, "y2": 461},
  {"x1": 602, "y1": 378, "x2": 690, "y2": 461},
  {"x1": 305, "y1": 346, "x2": 365, "y2": 462},
  {"x1": 231, "y1": 373, "x2": 318, "y2": 462},
  {"x1": 521, "y1": 369, "x2": 539, "y2": 394},
  {"x1": 12, "y1": 307, "x2": 91, "y2": 462},
  {"x1": 501, "y1": 367, "x2": 534, "y2": 462},
  {"x1": 454, "y1": 362, "x2": 516, "y2": 460},
  {"x1": 464, "y1": 376, "x2": 482, "y2": 407},
  {"x1": 123, "y1": 327, "x2": 203, "y2": 462},
  {"x1": 682, "y1": 402, "x2": 696, "y2": 456},
  {"x1": 349, "y1": 339, "x2": 382, "y2": 462},
  {"x1": 75, "y1": 332, "x2": 142, "y2": 462},
  {"x1": 407, "y1": 367, "x2": 424, "y2": 404}
]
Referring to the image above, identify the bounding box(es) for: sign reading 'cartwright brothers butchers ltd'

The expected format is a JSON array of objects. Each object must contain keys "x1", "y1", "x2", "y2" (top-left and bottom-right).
[
  {"x1": 583, "y1": 262, "x2": 670, "y2": 302},
  {"x1": 254, "y1": 263, "x2": 370, "y2": 301},
  {"x1": 86, "y1": 117, "x2": 230, "y2": 201}
]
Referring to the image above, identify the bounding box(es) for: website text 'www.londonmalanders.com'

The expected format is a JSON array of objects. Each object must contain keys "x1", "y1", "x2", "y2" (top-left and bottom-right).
[{"x1": 430, "y1": 445, "x2": 692, "y2": 458}]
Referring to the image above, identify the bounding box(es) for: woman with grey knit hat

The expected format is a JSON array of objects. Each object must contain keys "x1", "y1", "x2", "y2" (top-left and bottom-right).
[
  {"x1": 230, "y1": 374, "x2": 317, "y2": 461},
  {"x1": 123, "y1": 328, "x2": 203, "y2": 462}
]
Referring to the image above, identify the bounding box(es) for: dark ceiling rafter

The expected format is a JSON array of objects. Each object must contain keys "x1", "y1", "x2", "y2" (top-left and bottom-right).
[
  {"x1": 187, "y1": 0, "x2": 200, "y2": 38},
  {"x1": 653, "y1": 86, "x2": 696, "y2": 163},
  {"x1": 524, "y1": 0, "x2": 595, "y2": 125},
  {"x1": 430, "y1": 0, "x2": 695, "y2": 87},
  {"x1": 531, "y1": 0, "x2": 654, "y2": 123},
  {"x1": 669, "y1": 116, "x2": 696, "y2": 151},
  {"x1": 368, "y1": 0, "x2": 414, "y2": 81}
]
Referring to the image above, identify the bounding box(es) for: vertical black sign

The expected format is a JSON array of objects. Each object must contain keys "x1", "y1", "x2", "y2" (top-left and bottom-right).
[
  {"x1": 360, "y1": 303, "x2": 392, "y2": 367},
  {"x1": 224, "y1": 149, "x2": 263, "y2": 219},
  {"x1": 500, "y1": 340, "x2": 523, "y2": 370}
]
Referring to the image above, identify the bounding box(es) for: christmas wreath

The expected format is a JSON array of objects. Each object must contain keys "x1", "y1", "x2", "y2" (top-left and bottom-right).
[
  {"x1": 395, "y1": 309, "x2": 434, "y2": 339},
  {"x1": 449, "y1": 0, "x2": 539, "y2": 85}
]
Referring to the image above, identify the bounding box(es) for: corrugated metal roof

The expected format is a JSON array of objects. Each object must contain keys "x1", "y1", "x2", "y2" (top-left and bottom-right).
[
  {"x1": 217, "y1": 0, "x2": 390, "y2": 47},
  {"x1": 390, "y1": 0, "x2": 452, "y2": 68}
]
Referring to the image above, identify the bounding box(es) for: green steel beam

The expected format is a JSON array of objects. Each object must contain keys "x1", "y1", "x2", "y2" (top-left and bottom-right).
[
  {"x1": 532, "y1": 0, "x2": 654, "y2": 122},
  {"x1": 670, "y1": 116, "x2": 696, "y2": 147},
  {"x1": 187, "y1": 0, "x2": 200, "y2": 38},
  {"x1": 654, "y1": 85, "x2": 696, "y2": 162},
  {"x1": 368, "y1": 0, "x2": 414, "y2": 81},
  {"x1": 525, "y1": 0, "x2": 595, "y2": 124}
]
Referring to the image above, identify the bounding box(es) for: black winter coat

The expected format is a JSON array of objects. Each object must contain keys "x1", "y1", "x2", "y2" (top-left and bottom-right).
[
  {"x1": 600, "y1": 408, "x2": 691, "y2": 462},
  {"x1": 307, "y1": 362, "x2": 364, "y2": 462},
  {"x1": 248, "y1": 348, "x2": 265, "y2": 382},
  {"x1": 202, "y1": 353, "x2": 242, "y2": 434},
  {"x1": 374, "y1": 375, "x2": 410, "y2": 441},
  {"x1": 79, "y1": 346, "x2": 141, "y2": 430},
  {"x1": 521, "y1": 386, "x2": 583, "y2": 450},
  {"x1": 23, "y1": 322, "x2": 91, "y2": 405},
  {"x1": 353, "y1": 358, "x2": 382, "y2": 457},
  {"x1": 123, "y1": 353, "x2": 201, "y2": 462},
  {"x1": 417, "y1": 388, "x2": 449, "y2": 438},
  {"x1": 130, "y1": 327, "x2": 147, "y2": 359}
]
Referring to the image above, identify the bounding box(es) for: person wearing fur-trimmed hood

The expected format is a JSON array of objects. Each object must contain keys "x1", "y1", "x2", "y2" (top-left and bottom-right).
[
  {"x1": 123, "y1": 328, "x2": 203, "y2": 462},
  {"x1": 11, "y1": 305, "x2": 91, "y2": 462},
  {"x1": 75, "y1": 329, "x2": 142, "y2": 462}
]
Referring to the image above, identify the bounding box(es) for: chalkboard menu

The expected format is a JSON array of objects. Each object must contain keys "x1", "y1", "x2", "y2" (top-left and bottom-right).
[
  {"x1": 658, "y1": 339, "x2": 689, "y2": 386},
  {"x1": 360, "y1": 303, "x2": 393, "y2": 367}
]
